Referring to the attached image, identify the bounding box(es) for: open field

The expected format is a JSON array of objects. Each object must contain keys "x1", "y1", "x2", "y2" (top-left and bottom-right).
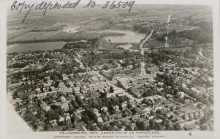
[
  {"x1": 7, "y1": 42, "x2": 66, "y2": 53},
  {"x1": 47, "y1": 32, "x2": 73, "y2": 40},
  {"x1": 102, "y1": 23, "x2": 133, "y2": 30},
  {"x1": 9, "y1": 31, "x2": 59, "y2": 42},
  {"x1": 145, "y1": 39, "x2": 165, "y2": 47},
  {"x1": 7, "y1": 29, "x2": 30, "y2": 40},
  {"x1": 175, "y1": 25, "x2": 201, "y2": 32},
  {"x1": 34, "y1": 25, "x2": 63, "y2": 31},
  {"x1": 79, "y1": 20, "x2": 109, "y2": 31},
  {"x1": 130, "y1": 44, "x2": 140, "y2": 50}
]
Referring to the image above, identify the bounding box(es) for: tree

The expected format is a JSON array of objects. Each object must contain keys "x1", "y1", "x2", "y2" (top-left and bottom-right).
[
  {"x1": 103, "y1": 65, "x2": 109, "y2": 70},
  {"x1": 149, "y1": 119, "x2": 157, "y2": 130},
  {"x1": 204, "y1": 99, "x2": 211, "y2": 106},
  {"x1": 165, "y1": 122, "x2": 174, "y2": 130},
  {"x1": 97, "y1": 122, "x2": 103, "y2": 130},
  {"x1": 32, "y1": 123, "x2": 38, "y2": 131},
  {"x1": 155, "y1": 122, "x2": 164, "y2": 130},
  {"x1": 36, "y1": 110, "x2": 46, "y2": 121},
  {"x1": 71, "y1": 99, "x2": 80, "y2": 109},
  {"x1": 44, "y1": 123, "x2": 52, "y2": 131},
  {"x1": 82, "y1": 115, "x2": 90, "y2": 124},
  {"x1": 75, "y1": 95, "x2": 83, "y2": 106},
  {"x1": 103, "y1": 123, "x2": 111, "y2": 131},
  {"x1": 139, "y1": 121, "x2": 147, "y2": 130},
  {"x1": 58, "y1": 107, "x2": 65, "y2": 117},
  {"x1": 118, "y1": 96, "x2": 125, "y2": 103},
  {"x1": 46, "y1": 109, "x2": 59, "y2": 120},
  {"x1": 174, "y1": 123, "x2": 183, "y2": 130},
  {"x1": 200, "y1": 117, "x2": 208, "y2": 125},
  {"x1": 92, "y1": 100, "x2": 100, "y2": 109},
  {"x1": 91, "y1": 113, "x2": 98, "y2": 123},
  {"x1": 68, "y1": 104, "x2": 74, "y2": 115},
  {"x1": 24, "y1": 113, "x2": 33, "y2": 122},
  {"x1": 71, "y1": 115, "x2": 76, "y2": 123},
  {"x1": 110, "y1": 86, "x2": 114, "y2": 93}
]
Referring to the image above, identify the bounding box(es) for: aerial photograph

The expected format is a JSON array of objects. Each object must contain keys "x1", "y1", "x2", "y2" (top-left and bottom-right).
[{"x1": 6, "y1": 3, "x2": 213, "y2": 132}]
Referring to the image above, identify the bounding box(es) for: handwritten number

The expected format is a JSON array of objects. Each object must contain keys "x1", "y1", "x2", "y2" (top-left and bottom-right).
[
  {"x1": 128, "y1": 1, "x2": 135, "y2": 12},
  {"x1": 122, "y1": 2, "x2": 129, "y2": 8},
  {"x1": 110, "y1": 1, "x2": 122, "y2": 9},
  {"x1": 102, "y1": 1, "x2": 110, "y2": 9}
]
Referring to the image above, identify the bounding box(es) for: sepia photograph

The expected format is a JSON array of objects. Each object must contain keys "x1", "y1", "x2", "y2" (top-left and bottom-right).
[{"x1": 1, "y1": 0, "x2": 220, "y2": 138}]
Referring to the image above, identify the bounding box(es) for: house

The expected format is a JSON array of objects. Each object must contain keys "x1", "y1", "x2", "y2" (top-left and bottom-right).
[
  {"x1": 134, "y1": 107, "x2": 144, "y2": 115},
  {"x1": 108, "y1": 114, "x2": 122, "y2": 121},
  {"x1": 183, "y1": 68, "x2": 189, "y2": 74},
  {"x1": 19, "y1": 105, "x2": 26, "y2": 112},
  {"x1": 49, "y1": 120, "x2": 58, "y2": 128},
  {"x1": 92, "y1": 123, "x2": 101, "y2": 131},
  {"x1": 101, "y1": 107, "x2": 108, "y2": 112},
  {"x1": 40, "y1": 101, "x2": 50, "y2": 112},
  {"x1": 167, "y1": 111, "x2": 173, "y2": 118},
  {"x1": 102, "y1": 115, "x2": 109, "y2": 122},
  {"x1": 65, "y1": 113, "x2": 71, "y2": 123},
  {"x1": 73, "y1": 112, "x2": 81, "y2": 121},
  {"x1": 117, "y1": 78, "x2": 129, "y2": 90},
  {"x1": 123, "y1": 109, "x2": 132, "y2": 117},
  {"x1": 184, "y1": 113, "x2": 190, "y2": 121},
  {"x1": 194, "y1": 111, "x2": 199, "y2": 119},
  {"x1": 199, "y1": 110, "x2": 205, "y2": 117},
  {"x1": 176, "y1": 117, "x2": 184, "y2": 123},
  {"x1": 98, "y1": 117, "x2": 103, "y2": 122},
  {"x1": 35, "y1": 88, "x2": 41, "y2": 94},
  {"x1": 114, "y1": 106, "x2": 119, "y2": 111},
  {"x1": 183, "y1": 123, "x2": 195, "y2": 130},
  {"x1": 155, "y1": 119, "x2": 163, "y2": 123},
  {"x1": 155, "y1": 95, "x2": 163, "y2": 100},
  {"x1": 61, "y1": 103, "x2": 69, "y2": 112},
  {"x1": 68, "y1": 81, "x2": 74, "y2": 87},
  {"x1": 37, "y1": 121, "x2": 45, "y2": 131},
  {"x1": 177, "y1": 92, "x2": 185, "y2": 98},
  {"x1": 94, "y1": 109, "x2": 101, "y2": 117},
  {"x1": 121, "y1": 102, "x2": 127, "y2": 111}
]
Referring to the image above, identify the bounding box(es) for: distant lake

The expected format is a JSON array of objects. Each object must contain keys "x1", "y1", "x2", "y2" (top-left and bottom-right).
[
  {"x1": 103, "y1": 30, "x2": 145, "y2": 43},
  {"x1": 7, "y1": 42, "x2": 66, "y2": 53},
  {"x1": 62, "y1": 25, "x2": 80, "y2": 33}
]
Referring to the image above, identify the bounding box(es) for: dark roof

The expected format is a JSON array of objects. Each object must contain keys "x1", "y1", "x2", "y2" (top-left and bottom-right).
[{"x1": 135, "y1": 107, "x2": 144, "y2": 114}]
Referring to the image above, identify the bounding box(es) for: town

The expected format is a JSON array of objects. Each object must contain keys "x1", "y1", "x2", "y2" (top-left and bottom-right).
[{"x1": 7, "y1": 4, "x2": 213, "y2": 132}]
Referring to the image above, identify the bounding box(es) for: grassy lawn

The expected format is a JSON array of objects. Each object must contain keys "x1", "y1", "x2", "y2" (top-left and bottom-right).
[
  {"x1": 10, "y1": 31, "x2": 59, "y2": 42},
  {"x1": 130, "y1": 44, "x2": 140, "y2": 50},
  {"x1": 145, "y1": 39, "x2": 165, "y2": 47}
]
